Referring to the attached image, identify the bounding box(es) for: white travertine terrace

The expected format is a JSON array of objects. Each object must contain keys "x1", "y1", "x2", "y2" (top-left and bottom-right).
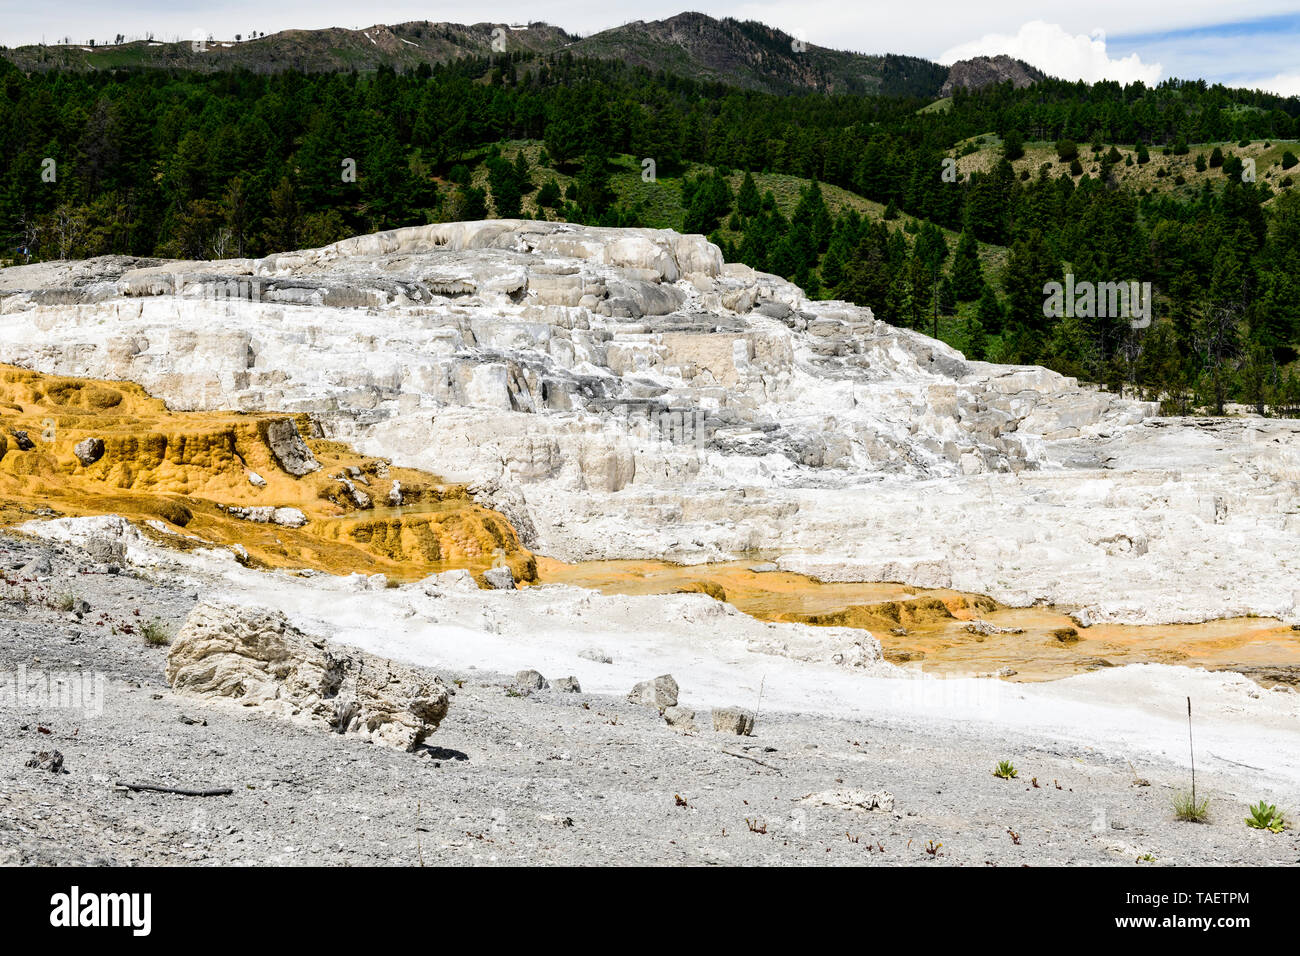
[{"x1": 2, "y1": 220, "x2": 1298, "y2": 626}]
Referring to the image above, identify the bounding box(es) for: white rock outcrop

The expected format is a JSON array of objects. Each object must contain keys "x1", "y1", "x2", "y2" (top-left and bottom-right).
[
  {"x1": 165, "y1": 601, "x2": 451, "y2": 750},
  {"x1": 2, "y1": 220, "x2": 1297, "y2": 624}
]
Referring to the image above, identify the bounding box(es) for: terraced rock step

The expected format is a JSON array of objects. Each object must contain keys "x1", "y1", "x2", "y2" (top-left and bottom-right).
[
  {"x1": 0, "y1": 220, "x2": 1297, "y2": 625},
  {"x1": 0, "y1": 366, "x2": 534, "y2": 583}
]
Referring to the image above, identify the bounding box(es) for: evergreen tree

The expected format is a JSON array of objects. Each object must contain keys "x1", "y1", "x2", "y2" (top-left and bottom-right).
[
  {"x1": 951, "y1": 229, "x2": 984, "y2": 301},
  {"x1": 976, "y1": 284, "x2": 1005, "y2": 336},
  {"x1": 486, "y1": 155, "x2": 523, "y2": 218},
  {"x1": 736, "y1": 170, "x2": 760, "y2": 217},
  {"x1": 262, "y1": 175, "x2": 299, "y2": 252},
  {"x1": 1002, "y1": 130, "x2": 1024, "y2": 161}
]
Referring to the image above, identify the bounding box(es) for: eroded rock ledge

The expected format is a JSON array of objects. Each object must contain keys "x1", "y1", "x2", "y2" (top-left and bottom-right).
[{"x1": 165, "y1": 601, "x2": 450, "y2": 751}]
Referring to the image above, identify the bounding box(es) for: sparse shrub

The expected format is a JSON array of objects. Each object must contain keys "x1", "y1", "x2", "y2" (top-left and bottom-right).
[
  {"x1": 56, "y1": 592, "x2": 77, "y2": 612},
  {"x1": 142, "y1": 619, "x2": 170, "y2": 646},
  {"x1": 1173, "y1": 791, "x2": 1210, "y2": 823},
  {"x1": 994, "y1": 760, "x2": 1018, "y2": 780},
  {"x1": 1245, "y1": 801, "x2": 1285, "y2": 833},
  {"x1": 152, "y1": 499, "x2": 193, "y2": 527}
]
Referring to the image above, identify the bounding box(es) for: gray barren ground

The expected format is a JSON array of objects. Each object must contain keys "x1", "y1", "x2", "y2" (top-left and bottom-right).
[{"x1": 1, "y1": 534, "x2": 1295, "y2": 867}]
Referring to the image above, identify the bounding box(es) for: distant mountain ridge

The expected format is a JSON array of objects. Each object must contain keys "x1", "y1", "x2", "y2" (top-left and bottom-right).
[{"x1": 0, "y1": 12, "x2": 970, "y2": 97}]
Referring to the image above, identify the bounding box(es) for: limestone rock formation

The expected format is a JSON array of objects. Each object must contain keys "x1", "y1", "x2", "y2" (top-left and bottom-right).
[
  {"x1": 165, "y1": 601, "x2": 450, "y2": 750},
  {"x1": 2, "y1": 220, "x2": 1297, "y2": 625}
]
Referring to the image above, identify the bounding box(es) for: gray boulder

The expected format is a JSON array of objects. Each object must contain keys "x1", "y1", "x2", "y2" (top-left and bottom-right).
[
  {"x1": 628, "y1": 674, "x2": 678, "y2": 710},
  {"x1": 73, "y1": 437, "x2": 105, "y2": 466},
  {"x1": 264, "y1": 419, "x2": 320, "y2": 477},
  {"x1": 663, "y1": 705, "x2": 697, "y2": 732},
  {"x1": 336, "y1": 477, "x2": 371, "y2": 508},
  {"x1": 514, "y1": 669, "x2": 549, "y2": 692},
  {"x1": 19, "y1": 555, "x2": 52, "y2": 577},
  {"x1": 711, "y1": 706, "x2": 755, "y2": 736},
  {"x1": 483, "y1": 566, "x2": 516, "y2": 590}
]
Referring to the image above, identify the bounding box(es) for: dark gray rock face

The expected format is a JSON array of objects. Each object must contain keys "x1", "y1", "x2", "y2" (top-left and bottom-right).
[
  {"x1": 73, "y1": 437, "x2": 105, "y2": 466},
  {"x1": 264, "y1": 419, "x2": 320, "y2": 477}
]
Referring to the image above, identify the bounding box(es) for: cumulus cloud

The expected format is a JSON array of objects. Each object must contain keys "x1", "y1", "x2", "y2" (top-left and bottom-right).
[
  {"x1": 938, "y1": 20, "x2": 1163, "y2": 85},
  {"x1": 1255, "y1": 73, "x2": 1300, "y2": 98}
]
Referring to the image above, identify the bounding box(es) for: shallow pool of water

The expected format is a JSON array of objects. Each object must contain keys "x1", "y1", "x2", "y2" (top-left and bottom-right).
[{"x1": 537, "y1": 557, "x2": 1300, "y2": 683}]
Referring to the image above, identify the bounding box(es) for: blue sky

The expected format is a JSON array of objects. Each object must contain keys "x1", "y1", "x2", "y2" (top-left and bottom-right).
[
  {"x1": 2, "y1": 2, "x2": 1298, "y2": 96},
  {"x1": 1105, "y1": 11, "x2": 1300, "y2": 92}
]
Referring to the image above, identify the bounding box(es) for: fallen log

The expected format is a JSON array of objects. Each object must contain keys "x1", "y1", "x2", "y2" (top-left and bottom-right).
[{"x1": 116, "y1": 781, "x2": 234, "y2": 797}]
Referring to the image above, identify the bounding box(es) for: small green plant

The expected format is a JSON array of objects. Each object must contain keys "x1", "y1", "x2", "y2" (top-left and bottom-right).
[
  {"x1": 1245, "y1": 801, "x2": 1285, "y2": 833},
  {"x1": 141, "y1": 619, "x2": 170, "y2": 646},
  {"x1": 1175, "y1": 697, "x2": 1208, "y2": 822},
  {"x1": 993, "y1": 760, "x2": 1018, "y2": 780},
  {"x1": 56, "y1": 592, "x2": 77, "y2": 612},
  {"x1": 1173, "y1": 791, "x2": 1211, "y2": 823},
  {"x1": 1137, "y1": 852, "x2": 1157, "y2": 863}
]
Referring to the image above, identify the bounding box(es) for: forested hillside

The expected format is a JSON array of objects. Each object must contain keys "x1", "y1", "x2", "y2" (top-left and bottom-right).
[{"x1": 2, "y1": 51, "x2": 1298, "y2": 413}]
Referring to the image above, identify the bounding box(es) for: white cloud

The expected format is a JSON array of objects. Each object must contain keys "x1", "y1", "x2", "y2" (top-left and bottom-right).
[
  {"x1": 938, "y1": 20, "x2": 1163, "y2": 85},
  {"x1": 1255, "y1": 73, "x2": 1300, "y2": 98}
]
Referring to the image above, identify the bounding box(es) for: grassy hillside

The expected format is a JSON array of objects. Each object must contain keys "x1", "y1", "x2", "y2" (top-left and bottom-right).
[
  {"x1": 458, "y1": 141, "x2": 1009, "y2": 286},
  {"x1": 954, "y1": 135, "x2": 1298, "y2": 200}
]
